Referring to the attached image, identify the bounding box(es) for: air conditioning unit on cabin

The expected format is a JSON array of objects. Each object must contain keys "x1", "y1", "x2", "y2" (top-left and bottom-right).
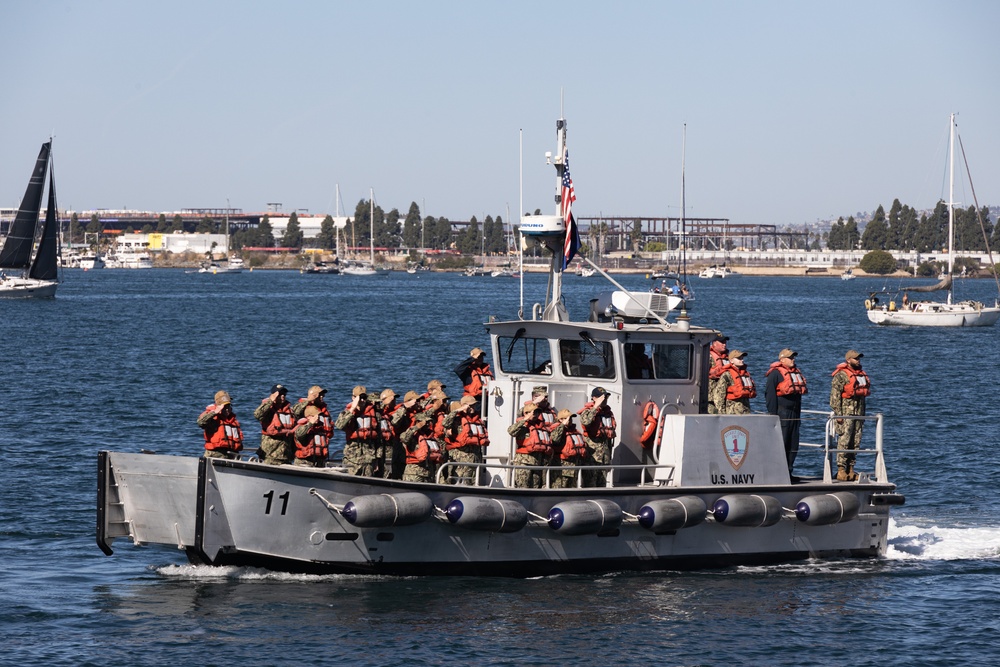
[{"x1": 589, "y1": 290, "x2": 680, "y2": 322}]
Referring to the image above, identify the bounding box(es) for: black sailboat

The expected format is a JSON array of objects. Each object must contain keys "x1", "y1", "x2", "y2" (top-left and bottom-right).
[{"x1": 0, "y1": 141, "x2": 60, "y2": 298}]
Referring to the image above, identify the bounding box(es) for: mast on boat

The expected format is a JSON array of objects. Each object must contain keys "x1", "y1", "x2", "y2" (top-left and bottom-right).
[
  {"x1": 369, "y1": 188, "x2": 376, "y2": 265},
  {"x1": 947, "y1": 112, "x2": 955, "y2": 306}
]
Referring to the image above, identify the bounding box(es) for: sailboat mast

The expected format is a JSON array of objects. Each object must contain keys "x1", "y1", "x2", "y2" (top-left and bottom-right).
[
  {"x1": 947, "y1": 113, "x2": 955, "y2": 306},
  {"x1": 681, "y1": 124, "x2": 687, "y2": 283},
  {"x1": 369, "y1": 188, "x2": 375, "y2": 265}
]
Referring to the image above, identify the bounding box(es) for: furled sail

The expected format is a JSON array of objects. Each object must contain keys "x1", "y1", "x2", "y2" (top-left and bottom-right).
[
  {"x1": 905, "y1": 274, "x2": 952, "y2": 293},
  {"x1": 0, "y1": 141, "x2": 51, "y2": 269}
]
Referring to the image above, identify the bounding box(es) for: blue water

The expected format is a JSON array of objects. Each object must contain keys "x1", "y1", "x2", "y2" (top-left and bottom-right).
[{"x1": 3, "y1": 269, "x2": 999, "y2": 666}]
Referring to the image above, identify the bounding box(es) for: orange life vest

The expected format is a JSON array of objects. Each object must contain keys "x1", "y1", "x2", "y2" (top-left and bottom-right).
[
  {"x1": 559, "y1": 429, "x2": 588, "y2": 460},
  {"x1": 406, "y1": 434, "x2": 443, "y2": 465},
  {"x1": 379, "y1": 402, "x2": 397, "y2": 441},
  {"x1": 640, "y1": 401, "x2": 660, "y2": 449},
  {"x1": 516, "y1": 422, "x2": 553, "y2": 455},
  {"x1": 579, "y1": 402, "x2": 617, "y2": 441},
  {"x1": 261, "y1": 401, "x2": 296, "y2": 436},
  {"x1": 523, "y1": 401, "x2": 558, "y2": 430},
  {"x1": 709, "y1": 346, "x2": 731, "y2": 379},
  {"x1": 295, "y1": 422, "x2": 329, "y2": 459},
  {"x1": 464, "y1": 364, "x2": 493, "y2": 398},
  {"x1": 297, "y1": 398, "x2": 333, "y2": 436},
  {"x1": 202, "y1": 406, "x2": 244, "y2": 452},
  {"x1": 766, "y1": 362, "x2": 808, "y2": 396},
  {"x1": 833, "y1": 363, "x2": 871, "y2": 398},
  {"x1": 725, "y1": 367, "x2": 757, "y2": 400},
  {"x1": 448, "y1": 413, "x2": 489, "y2": 450},
  {"x1": 343, "y1": 403, "x2": 379, "y2": 441}
]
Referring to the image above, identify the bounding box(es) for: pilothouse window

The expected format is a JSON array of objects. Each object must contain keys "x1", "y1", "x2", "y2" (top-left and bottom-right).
[
  {"x1": 498, "y1": 335, "x2": 552, "y2": 375},
  {"x1": 559, "y1": 339, "x2": 616, "y2": 379},
  {"x1": 626, "y1": 342, "x2": 692, "y2": 380}
]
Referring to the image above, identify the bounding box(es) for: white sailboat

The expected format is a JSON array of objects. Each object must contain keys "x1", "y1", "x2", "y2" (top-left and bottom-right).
[
  {"x1": 866, "y1": 114, "x2": 1000, "y2": 327},
  {"x1": 341, "y1": 189, "x2": 387, "y2": 276},
  {"x1": 0, "y1": 140, "x2": 61, "y2": 298}
]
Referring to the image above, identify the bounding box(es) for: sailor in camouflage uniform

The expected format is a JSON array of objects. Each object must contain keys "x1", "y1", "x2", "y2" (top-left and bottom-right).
[
  {"x1": 711, "y1": 350, "x2": 755, "y2": 415},
  {"x1": 253, "y1": 384, "x2": 296, "y2": 465},
  {"x1": 335, "y1": 385, "x2": 382, "y2": 476},
  {"x1": 830, "y1": 349, "x2": 871, "y2": 481},
  {"x1": 508, "y1": 403, "x2": 554, "y2": 489},
  {"x1": 578, "y1": 387, "x2": 616, "y2": 488}
]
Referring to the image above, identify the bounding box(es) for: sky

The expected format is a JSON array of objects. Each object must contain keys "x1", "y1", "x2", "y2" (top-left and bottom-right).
[{"x1": 2, "y1": 1, "x2": 999, "y2": 228}]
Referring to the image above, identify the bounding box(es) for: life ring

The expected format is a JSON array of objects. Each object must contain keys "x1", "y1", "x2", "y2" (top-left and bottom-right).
[{"x1": 864, "y1": 299, "x2": 872, "y2": 310}]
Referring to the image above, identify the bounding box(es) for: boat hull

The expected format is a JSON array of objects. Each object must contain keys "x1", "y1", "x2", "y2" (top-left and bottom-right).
[
  {"x1": 98, "y1": 452, "x2": 896, "y2": 577},
  {"x1": 867, "y1": 303, "x2": 1000, "y2": 327},
  {"x1": 0, "y1": 278, "x2": 58, "y2": 298}
]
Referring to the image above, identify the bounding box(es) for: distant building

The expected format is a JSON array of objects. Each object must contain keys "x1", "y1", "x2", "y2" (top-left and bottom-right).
[{"x1": 267, "y1": 215, "x2": 347, "y2": 241}]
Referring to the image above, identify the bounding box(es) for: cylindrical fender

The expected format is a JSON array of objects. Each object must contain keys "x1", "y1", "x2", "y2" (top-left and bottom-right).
[
  {"x1": 340, "y1": 492, "x2": 433, "y2": 527},
  {"x1": 794, "y1": 492, "x2": 860, "y2": 525},
  {"x1": 548, "y1": 499, "x2": 623, "y2": 535},
  {"x1": 445, "y1": 496, "x2": 528, "y2": 533},
  {"x1": 637, "y1": 496, "x2": 707, "y2": 532},
  {"x1": 711, "y1": 494, "x2": 782, "y2": 527}
]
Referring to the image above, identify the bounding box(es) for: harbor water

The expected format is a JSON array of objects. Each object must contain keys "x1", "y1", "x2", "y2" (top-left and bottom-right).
[{"x1": 2, "y1": 268, "x2": 999, "y2": 666}]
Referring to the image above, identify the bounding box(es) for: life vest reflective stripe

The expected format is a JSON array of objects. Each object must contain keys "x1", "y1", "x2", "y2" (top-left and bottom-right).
[
  {"x1": 516, "y1": 425, "x2": 552, "y2": 455},
  {"x1": 561, "y1": 431, "x2": 588, "y2": 460},
  {"x1": 833, "y1": 363, "x2": 871, "y2": 398},
  {"x1": 203, "y1": 408, "x2": 244, "y2": 452},
  {"x1": 407, "y1": 435, "x2": 443, "y2": 464},
  {"x1": 640, "y1": 401, "x2": 660, "y2": 449},
  {"x1": 379, "y1": 414, "x2": 395, "y2": 441},
  {"x1": 767, "y1": 362, "x2": 808, "y2": 396},
  {"x1": 296, "y1": 427, "x2": 329, "y2": 459},
  {"x1": 725, "y1": 368, "x2": 757, "y2": 400},
  {"x1": 451, "y1": 415, "x2": 489, "y2": 450}
]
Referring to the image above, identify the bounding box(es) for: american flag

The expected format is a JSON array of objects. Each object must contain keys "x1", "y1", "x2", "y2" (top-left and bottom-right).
[{"x1": 561, "y1": 152, "x2": 580, "y2": 269}]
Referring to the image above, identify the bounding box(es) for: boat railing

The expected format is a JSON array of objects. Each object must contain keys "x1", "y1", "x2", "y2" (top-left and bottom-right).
[
  {"x1": 437, "y1": 460, "x2": 676, "y2": 489},
  {"x1": 798, "y1": 409, "x2": 886, "y2": 483}
]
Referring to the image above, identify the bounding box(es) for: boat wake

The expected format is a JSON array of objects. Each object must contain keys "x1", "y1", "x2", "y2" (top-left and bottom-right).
[
  {"x1": 886, "y1": 517, "x2": 1000, "y2": 561},
  {"x1": 153, "y1": 562, "x2": 390, "y2": 582}
]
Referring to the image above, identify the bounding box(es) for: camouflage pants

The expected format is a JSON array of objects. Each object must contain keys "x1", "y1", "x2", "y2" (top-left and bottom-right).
[
  {"x1": 204, "y1": 448, "x2": 239, "y2": 460},
  {"x1": 513, "y1": 452, "x2": 547, "y2": 489},
  {"x1": 343, "y1": 440, "x2": 379, "y2": 476},
  {"x1": 551, "y1": 457, "x2": 586, "y2": 489},
  {"x1": 446, "y1": 446, "x2": 483, "y2": 486},
  {"x1": 382, "y1": 440, "x2": 405, "y2": 480},
  {"x1": 583, "y1": 440, "x2": 611, "y2": 488},
  {"x1": 835, "y1": 417, "x2": 864, "y2": 469},
  {"x1": 292, "y1": 456, "x2": 325, "y2": 468},
  {"x1": 723, "y1": 401, "x2": 751, "y2": 415},
  {"x1": 259, "y1": 438, "x2": 295, "y2": 466},
  {"x1": 402, "y1": 462, "x2": 433, "y2": 483}
]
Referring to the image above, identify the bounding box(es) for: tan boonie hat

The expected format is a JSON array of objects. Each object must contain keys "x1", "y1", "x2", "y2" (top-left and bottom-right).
[
  {"x1": 845, "y1": 349, "x2": 864, "y2": 360},
  {"x1": 214, "y1": 390, "x2": 232, "y2": 406},
  {"x1": 779, "y1": 348, "x2": 797, "y2": 359},
  {"x1": 430, "y1": 389, "x2": 448, "y2": 401},
  {"x1": 728, "y1": 350, "x2": 747, "y2": 360},
  {"x1": 427, "y1": 379, "x2": 445, "y2": 391},
  {"x1": 459, "y1": 395, "x2": 477, "y2": 406},
  {"x1": 523, "y1": 403, "x2": 538, "y2": 415},
  {"x1": 470, "y1": 347, "x2": 485, "y2": 358},
  {"x1": 380, "y1": 388, "x2": 396, "y2": 401},
  {"x1": 531, "y1": 385, "x2": 548, "y2": 397},
  {"x1": 352, "y1": 385, "x2": 367, "y2": 397},
  {"x1": 557, "y1": 408, "x2": 574, "y2": 420},
  {"x1": 304, "y1": 405, "x2": 320, "y2": 417},
  {"x1": 450, "y1": 401, "x2": 463, "y2": 412},
  {"x1": 308, "y1": 385, "x2": 326, "y2": 398},
  {"x1": 403, "y1": 390, "x2": 420, "y2": 403}
]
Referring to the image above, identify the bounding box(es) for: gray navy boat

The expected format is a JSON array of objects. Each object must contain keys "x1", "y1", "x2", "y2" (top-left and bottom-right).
[{"x1": 98, "y1": 116, "x2": 904, "y2": 576}]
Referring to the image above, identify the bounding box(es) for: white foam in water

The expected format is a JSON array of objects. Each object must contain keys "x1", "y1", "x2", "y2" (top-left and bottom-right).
[
  {"x1": 154, "y1": 563, "x2": 393, "y2": 582},
  {"x1": 886, "y1": 517, "x2": 1000, "y2": 560}
]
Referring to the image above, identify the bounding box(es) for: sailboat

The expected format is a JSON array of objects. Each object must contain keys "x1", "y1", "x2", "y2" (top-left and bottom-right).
[
  {"x1": 199, "y1": 203, "x2": 243, "y2": 274},
  {"x1": 866, "y1": 114, "x2": 1000, "y2": 327},
  {"x1": 0, "y1": 140, "x2": 61, "y2": 298},
  {"x1": 341, "y1": 189, "x2": 387, "y2": 276}
]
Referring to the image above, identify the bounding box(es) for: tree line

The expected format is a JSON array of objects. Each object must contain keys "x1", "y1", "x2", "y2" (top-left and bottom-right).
[{"x1": 828, "y1": 198, "x2": 998, "y2": 253}]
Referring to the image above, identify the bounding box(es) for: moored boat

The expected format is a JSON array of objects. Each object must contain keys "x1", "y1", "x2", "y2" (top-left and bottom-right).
[{"x1": 97, "y1": 115, "x2": 903, "y2": 576}]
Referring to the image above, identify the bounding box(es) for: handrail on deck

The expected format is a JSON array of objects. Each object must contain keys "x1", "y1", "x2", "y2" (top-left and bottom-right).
[
  {"x1": 435, "y1": 460, "x2": 676, "y2": 489},
  {"x1": 798, "y1": 409, "x2": 885, "y2": 483}
]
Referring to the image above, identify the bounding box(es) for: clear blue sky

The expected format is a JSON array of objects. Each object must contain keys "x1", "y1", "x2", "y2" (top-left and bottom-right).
[{"x1": 2, "y1": 1, "x2": 998, "y2": 228}]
